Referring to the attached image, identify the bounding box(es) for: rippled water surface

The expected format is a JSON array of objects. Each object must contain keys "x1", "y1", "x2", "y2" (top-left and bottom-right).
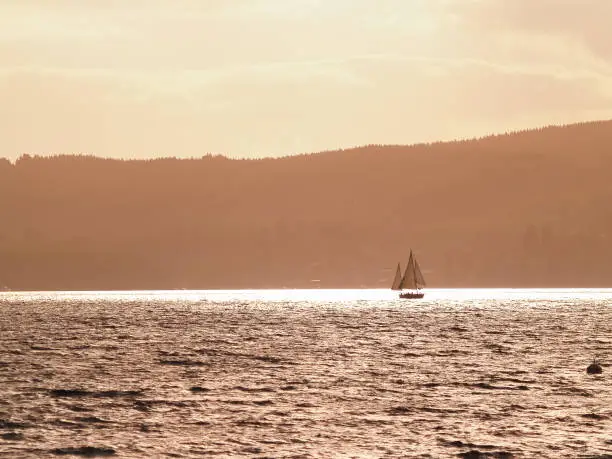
[{"x1": 1, "y1": 289, "x2": 611, "y2": 458}]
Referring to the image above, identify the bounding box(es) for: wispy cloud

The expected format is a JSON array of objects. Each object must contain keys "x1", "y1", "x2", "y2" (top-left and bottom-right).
[{"x1": 1, "y1": 0, "x2": 611, "y2": 159}]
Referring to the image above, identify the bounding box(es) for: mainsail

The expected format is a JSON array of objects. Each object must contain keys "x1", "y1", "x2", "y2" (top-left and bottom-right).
[
  {"x1": 398, "y1": 250, "x2": 426, "y2": 290},
  {"x1": 391, "y1": 263, "x2": 403, "y2": 290}
]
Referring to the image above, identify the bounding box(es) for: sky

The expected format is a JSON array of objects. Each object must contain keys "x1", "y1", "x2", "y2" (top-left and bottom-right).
[{"x1": 1, "y1": 0, "x2": 612, "y2": 160}]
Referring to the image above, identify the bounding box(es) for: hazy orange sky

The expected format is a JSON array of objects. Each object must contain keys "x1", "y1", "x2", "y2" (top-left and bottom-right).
[{"x1": 2, "y1": 0, "x2": 612, "y2": 160}]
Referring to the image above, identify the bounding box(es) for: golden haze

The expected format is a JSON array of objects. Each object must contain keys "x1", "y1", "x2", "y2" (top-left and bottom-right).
[{"x1": 1, "y1": 1, "x2": 612, "y2": 159}]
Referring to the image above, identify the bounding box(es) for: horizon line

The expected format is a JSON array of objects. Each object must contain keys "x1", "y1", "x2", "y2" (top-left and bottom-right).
[{"x1": 3, "y1": 117, "x2": 611, "y2": 164}]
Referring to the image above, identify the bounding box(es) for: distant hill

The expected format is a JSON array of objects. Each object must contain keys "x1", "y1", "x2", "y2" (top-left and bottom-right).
[{"x1": 1, "y1": 119, "x2": 612, "y2": 290}]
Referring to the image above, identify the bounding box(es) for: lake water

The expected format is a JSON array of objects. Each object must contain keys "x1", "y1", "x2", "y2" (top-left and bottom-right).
[{"x1": 1, "y1": 289, "x2": 611, "y2": 458}]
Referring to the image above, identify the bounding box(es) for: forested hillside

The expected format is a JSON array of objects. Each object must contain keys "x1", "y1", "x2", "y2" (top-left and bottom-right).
[{"x1": 1, "y1": 120, "x2": 612, "y2": 290}]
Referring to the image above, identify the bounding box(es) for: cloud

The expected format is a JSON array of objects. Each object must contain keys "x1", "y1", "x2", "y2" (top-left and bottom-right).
[
  {"x1": 1, "y1": 1, "x2": 612, "y2": 159},
  {"x1": 3, "y1": 51, "x2": 611, "y2": 159},
  {"x1": 449, "y1": 0, "x2": 612, "y2": 63},
  {"x1": 0, "y1": 1, "x2": 450, "y2": 71}
]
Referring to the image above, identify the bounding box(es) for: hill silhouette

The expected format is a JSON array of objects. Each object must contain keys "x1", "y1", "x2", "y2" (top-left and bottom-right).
[{"x1": 1, "y1": 120, "x2": 612, "y2": 290}]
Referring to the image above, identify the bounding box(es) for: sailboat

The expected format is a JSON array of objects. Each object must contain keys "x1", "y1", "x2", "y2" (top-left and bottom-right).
[{"x1": 391, "y1": 249, "x2": 426, "y2": 299}]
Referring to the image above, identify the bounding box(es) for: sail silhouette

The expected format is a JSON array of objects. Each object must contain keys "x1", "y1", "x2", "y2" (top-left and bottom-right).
[
  {"x1": 394, "y1": 249, "x2": 426, "y2": 299},
  {"x1": 391, "y1": 263, "x2": 403, "y2": 291}
]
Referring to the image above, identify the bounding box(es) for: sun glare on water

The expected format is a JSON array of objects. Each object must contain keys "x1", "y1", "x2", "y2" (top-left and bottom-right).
[{"x1": 3, "y1": 288, "x2": 612, "y2": 305}]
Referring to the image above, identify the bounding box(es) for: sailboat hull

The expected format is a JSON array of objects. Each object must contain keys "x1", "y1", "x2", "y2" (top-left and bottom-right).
[{"x1": 399, "y1": 292, "x2": 424, "y2": 299}]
